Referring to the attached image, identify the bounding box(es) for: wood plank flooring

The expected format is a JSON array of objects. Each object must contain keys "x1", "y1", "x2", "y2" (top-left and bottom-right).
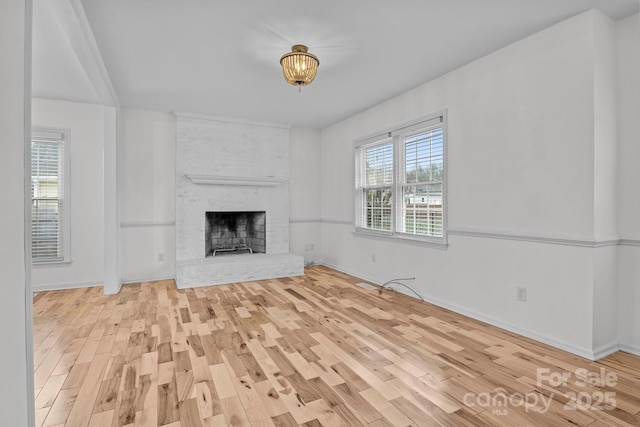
[{"x1": 33, "y1": 265, "x2": 640, "y2": 426}]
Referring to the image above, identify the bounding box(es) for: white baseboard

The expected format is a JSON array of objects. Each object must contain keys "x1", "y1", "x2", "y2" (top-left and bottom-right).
[
  {"x1": 592, "y1": 341, "x2": 622, "y2": 361},
  {"x1": 32, "y1": 280, "x2": 103, "y2": 292},
  {"x1": 121, "y1": 275, "x2": 176, "y2": 285},
  {"x1": 103, "y1": 281, "x2": 123, "y2": 296},
  {"x1": 620, "y1": 342, "x2": 640, "y2": 357},
  {"x1": 319, "y1": 262, "x2": 613, "y2": 361}
]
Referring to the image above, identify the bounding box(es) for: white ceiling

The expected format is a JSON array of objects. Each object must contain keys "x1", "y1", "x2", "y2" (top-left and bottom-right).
[{"x1": 33, "y1": 0, "x2": 639, "y2": 129}]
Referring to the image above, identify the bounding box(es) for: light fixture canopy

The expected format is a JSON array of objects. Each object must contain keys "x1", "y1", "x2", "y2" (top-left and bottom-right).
[{"x1": 280, "y1": 44, "x2": 319, "y2": 90}]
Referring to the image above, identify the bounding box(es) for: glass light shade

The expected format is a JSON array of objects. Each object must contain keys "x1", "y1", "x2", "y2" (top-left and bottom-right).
[{"x1": 280, "y1": 45, "x2": 319, "y2": 87}]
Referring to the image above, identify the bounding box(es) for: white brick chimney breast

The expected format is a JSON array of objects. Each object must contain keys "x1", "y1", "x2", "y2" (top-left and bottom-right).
[{"x1": 175, "y1": 113, "x2": 303, "y2": 288}]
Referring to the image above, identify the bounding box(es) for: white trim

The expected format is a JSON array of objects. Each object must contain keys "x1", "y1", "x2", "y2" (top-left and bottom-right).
[
  {"x1": 289, "y1": 218, "x2": 351, "y2": 225},
  {"x1": 120, "y1": 220, "x2": 175, "y2": 228},
  {"x1": 32, "y1": 280, "x2": 102, "y2": 292},
  {"x1": 185, "y1": 174, "x2": 284, "y2": 186},
  {"x1": 619, "y1": 239, "x2": 640, "y2": 247},
  {"x1": 32, "y1": 260, "x2": 72, "y2": 268},
  {"x1": 23, "y1": 1, "x2": 36, "y2": 424},
  {"x1": 102, "y1": 280, "x2": 122, "y2": 295},
  {"x1": 619, "y1": 342, "x2": 640, "y2": 357},
  {"x1": 319, "y1": 262, "x2": 613, "y2": 361},
  {"x1": 592, "y1": 342, "x2": 622, "y2": 361},
  {"x1": 121, "y1": 275, "x2": 175, "y2": 285},
  {"x1": 290, "y1": 218, "x2": 323, "y2": 224},
  {"x1": 321, "y1": 221, "x2": 631, "y2": 249},
  {"x1": 103, "y1": 106, "x2": 119, "y2": 294},
  {"x1": 448, "y1": 227, "x2": 620, "y2": 248},
  {"x1": 322, "y1": 219, "x2": 352, "y2": 225},
  {"x1": 174, "y1": 112, "x2": 290, "y2": 129}
]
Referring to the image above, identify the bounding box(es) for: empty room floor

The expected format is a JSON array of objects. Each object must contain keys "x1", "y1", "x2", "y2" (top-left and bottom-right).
[{"x1": 33, "y1": 265, "x2": 640, "y2": 426}]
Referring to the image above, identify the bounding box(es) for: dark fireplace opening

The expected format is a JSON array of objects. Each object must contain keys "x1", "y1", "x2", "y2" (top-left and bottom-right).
[{"x1": 205, "y1": 211, "x2": 266, "y2": 256}]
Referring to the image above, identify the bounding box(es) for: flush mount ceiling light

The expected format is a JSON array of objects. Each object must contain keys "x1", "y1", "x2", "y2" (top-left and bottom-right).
[{"x1": 280, "y1": 44, "x2": 319, "y2": 91}]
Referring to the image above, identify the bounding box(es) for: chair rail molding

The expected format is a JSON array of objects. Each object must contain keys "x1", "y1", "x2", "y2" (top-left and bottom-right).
[{"x1": 185, "y1": 174, "x2": 284, "y2": 187}]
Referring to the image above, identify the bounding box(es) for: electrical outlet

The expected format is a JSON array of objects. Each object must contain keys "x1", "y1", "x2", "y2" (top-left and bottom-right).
[
  {"x1": 158, "y1": 253, "x2": 164, "y2": 262},
  {"x1": 310, "y1": 243, "x2": 314, "y2": 250},
  {"x1": 372, "y1": 254, "x2": 376, "y2": 263},
  {"x1": 516, "y1": 286, "x2": 527, "y2": 302}
]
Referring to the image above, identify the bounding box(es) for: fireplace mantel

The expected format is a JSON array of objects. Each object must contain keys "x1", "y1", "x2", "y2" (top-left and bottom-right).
[{"x1": 185, "y1": 174, "x2": 284, "y2": 186}]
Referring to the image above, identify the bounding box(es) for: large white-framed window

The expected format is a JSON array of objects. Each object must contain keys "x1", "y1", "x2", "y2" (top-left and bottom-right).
[
  {"x1": 31, "y1": 129, "x2": 71, "y2": 265},
  {"x1": 354, "y1": 112, "x2": 446, "y2": 246}
]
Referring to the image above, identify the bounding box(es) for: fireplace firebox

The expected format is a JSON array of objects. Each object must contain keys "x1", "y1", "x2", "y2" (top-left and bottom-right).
[{"x1": 205, "y1": 211, "x2": 266, "y2": 256}]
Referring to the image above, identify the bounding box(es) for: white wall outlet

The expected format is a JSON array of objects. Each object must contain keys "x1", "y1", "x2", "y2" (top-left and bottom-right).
[
  {"x1": 158, "y1": 252, "x2": 164, "y2": 262},
  {"x1": 310, "y1": 243, "x2": 314, "y2": 250},
  {"x1": 372, "y1": 254, "x2": 376, "y2": 263},
  {"x1": 516, "y1": 286, "x2": 527, "y2": 302}
]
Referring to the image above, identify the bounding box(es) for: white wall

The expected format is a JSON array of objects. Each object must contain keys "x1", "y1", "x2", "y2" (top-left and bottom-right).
[
  {"x1": 104, "y1": 107, "x2": 120, "y2": 294},
  {"x1": 619, "y1": 246, "x2": 640, "y2": 354},
  {"x1": 616, "y1": 13, "x2": 640, "y2": 354},
  {"x1": 0, "y1": 0, "x2": 32, "y2": 424},
  {"x1": 119, "y1": 108, "x2": 176, "y2": 282},
  {"x1": 319, "y1": 10, "x2": 621, "y2": 359},
  {"x1": 593, "y1": 13, "x2": 619, "y2": 241},
  {"x1": 591, "y1": 11, "x2": 619, "y2": 354},
  {"x1": 289, "y1": 127, "x2": 322, "y2": 264},
  {"x1": 31, "y1": 98, "x2": 106, "y2": 290}
]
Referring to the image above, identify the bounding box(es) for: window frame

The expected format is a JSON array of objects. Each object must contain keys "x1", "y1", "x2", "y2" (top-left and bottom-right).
[
  {"x1": 353, "y1": 112, "x2": 447, "y2": 249},
  {"x1": 31, "y1": 128, "x2": 72, "y2": 266}
]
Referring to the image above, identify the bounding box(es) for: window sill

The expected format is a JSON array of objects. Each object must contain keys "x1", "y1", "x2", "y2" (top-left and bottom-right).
[
  {"x1": 32, "y1": 260, "x2": 72, "y2": 268},
  {"x1": 353, "y1": 227, "x2": 448, "y2": 250}
]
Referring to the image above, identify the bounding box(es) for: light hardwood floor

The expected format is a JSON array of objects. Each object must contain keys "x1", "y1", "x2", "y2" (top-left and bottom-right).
[{"x1": 33, "y1": 265, "x2": 640, "y2": 426}]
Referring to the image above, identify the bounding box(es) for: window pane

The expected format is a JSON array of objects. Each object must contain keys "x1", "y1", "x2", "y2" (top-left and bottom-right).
[
  {"x1": 364, "y1": 188, "x2": 392, "y2": 231},
  {"x1": 403, "y1": 183, "x2": 443, "y2": 236},
  {"x1": 32, "y1": 199, "x2": 62, "y2": 260},
  {"x1": 365, "y1": 143, "x2": 393, "y2": 186},
  {"x1": 405, "y1": 128, "x2": 444, "y2": 183},
  {"x1": 31, "y1": 138, "x2": 64, "y2": 261}
]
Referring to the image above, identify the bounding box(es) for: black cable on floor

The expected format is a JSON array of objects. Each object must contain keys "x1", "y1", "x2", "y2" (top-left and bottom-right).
[{"x1": 378, "y1": 277, "x2": 423, "y2": 301}]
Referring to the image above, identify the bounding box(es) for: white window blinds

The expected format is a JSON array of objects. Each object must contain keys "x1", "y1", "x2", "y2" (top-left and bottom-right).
[
  {"x1": 365, "y1": 143, "x2": 393, "y2": 186},
  {"x1": 356, "y1": 140, "x2": 394, "y2": 232},
  {"x1": 31, "y1": 131, "x2": 68, "y2": 263},
  {"x1": 401, "y1": 128, "x2": 444, "y2": 236}
]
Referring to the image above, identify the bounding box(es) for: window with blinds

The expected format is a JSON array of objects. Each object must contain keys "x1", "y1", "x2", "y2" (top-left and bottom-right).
[
  {"x1": 354, "y1": 113, "x2": 446, "y2": 243},
  {"x1": 362, "y1": 142, "x2": 393, "y2": 231},
  {"x1": 402, "y1": 128, "x2": 444, "y2": 236},
  {"x1": 31, "y1": 130, "x2": 70, "y2": 264}
]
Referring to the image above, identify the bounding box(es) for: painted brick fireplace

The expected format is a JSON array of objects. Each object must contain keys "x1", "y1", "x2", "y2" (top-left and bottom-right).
[{"x1": 175, "y1": 114, "x2": 304, "y2": 288}]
